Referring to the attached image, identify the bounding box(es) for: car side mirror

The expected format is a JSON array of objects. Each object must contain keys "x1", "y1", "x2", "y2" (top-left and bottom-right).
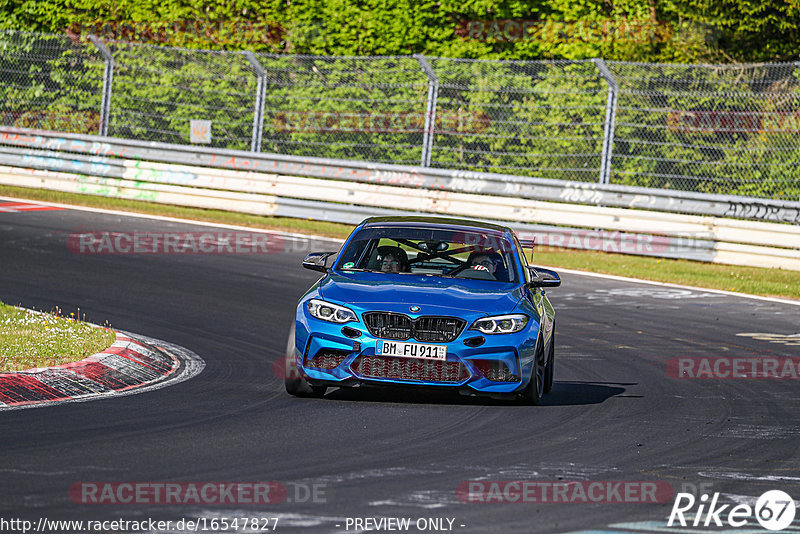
[
  {"x1": 527, "y1": 266, "x2": 561, "y2": 288},
  {"x1": 302, "y1": 252, "x2": 337, "y2": 273}
]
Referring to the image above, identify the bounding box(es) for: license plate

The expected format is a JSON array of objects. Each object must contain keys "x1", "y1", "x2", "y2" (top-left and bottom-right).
[{"x1": 376, "y1": 340, "x2": 447, "y2": 360}]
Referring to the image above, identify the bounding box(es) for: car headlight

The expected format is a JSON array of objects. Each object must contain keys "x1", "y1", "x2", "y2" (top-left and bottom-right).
[
  {"x1": 470, "y1": 314, "x2": 529, "y2": 334},
  {"x1": 307, "y1": 299, "x2": 358, "y2": 323}
]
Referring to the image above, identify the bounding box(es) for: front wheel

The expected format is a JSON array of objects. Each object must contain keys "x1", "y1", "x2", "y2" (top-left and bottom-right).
[
  {"x1": 521, "y1": 335, "x2": 545, "y2": 405},
  {"x1": 284, "y1": 323, "x2": 327, "y2": 398},
  {"x1": 544, "y1": 325, "x2": 555, "y2": 394}
]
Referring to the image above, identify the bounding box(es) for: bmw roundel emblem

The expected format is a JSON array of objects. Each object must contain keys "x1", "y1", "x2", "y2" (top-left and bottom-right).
[{"x1": 409, "y1": 305, "x2": 421, "y2": 313}]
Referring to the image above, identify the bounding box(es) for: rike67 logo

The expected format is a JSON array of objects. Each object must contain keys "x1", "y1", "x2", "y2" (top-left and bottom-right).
[{"x1": 668, "y1": 490, "x2": 796, "y2": 531}]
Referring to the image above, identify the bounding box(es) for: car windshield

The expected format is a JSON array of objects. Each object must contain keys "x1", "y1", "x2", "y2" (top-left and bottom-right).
[{"x1": 335, "y1": 226, "x2": 519, "y2": 283}]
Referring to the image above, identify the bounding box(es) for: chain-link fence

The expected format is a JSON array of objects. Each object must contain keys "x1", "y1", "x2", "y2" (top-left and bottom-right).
[
  {"x1": 609, "y1": 61, "x2": 800, "y2": 200},
  {"x1": 0, "y1": 31, "x2": 105, "y2": 134},
  {"x1": 106, "y1": 42, "x2": 259, "y2": 150},
  {"x1": 1, "y1": 30, "x2": 799, "y2": 201},
  {"x1": 429, "y1": 58, "x2": 607, "y2": 182},
  {"x1": 256, "y1": 54, "x2": 430, "y2": 165}
]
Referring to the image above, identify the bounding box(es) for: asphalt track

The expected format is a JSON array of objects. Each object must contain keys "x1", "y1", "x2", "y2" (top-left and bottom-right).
[{"x1": 1, "y1": 203, "x2": 799, "y2": 534}]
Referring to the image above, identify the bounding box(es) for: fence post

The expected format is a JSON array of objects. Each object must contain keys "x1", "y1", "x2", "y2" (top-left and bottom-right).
[
  {"x1": 244, "y1": 51, "x2": 267, "y2": 153},
  {"x1": 593, "y1": 58, "x2": 618, "y2": 185},
  {"x1": 88, "y1": 35, "x2": 113, "y2": 137},
  {"x1": 415, "y1": 54, "x2": 438, "y2": 168}
]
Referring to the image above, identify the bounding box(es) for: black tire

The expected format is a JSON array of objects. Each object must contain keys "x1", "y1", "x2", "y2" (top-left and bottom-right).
[
  {"x1": 544, "y1": 325, "x2": 555, "y2": 394},
  {"x1": 521, "y1": 333, "x2": 545, "y2": 405},
  {"x1": 284, "y1": 323, "x2": 327, "y2": 398}
]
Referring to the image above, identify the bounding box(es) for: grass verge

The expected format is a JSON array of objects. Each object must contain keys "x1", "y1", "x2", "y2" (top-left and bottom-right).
[
  {"x1": 1, "y1": 185, "x2": 798, "y2": 300},
  {"x1": 0, "y1": 301, "x2": 116, "y2": 372}
]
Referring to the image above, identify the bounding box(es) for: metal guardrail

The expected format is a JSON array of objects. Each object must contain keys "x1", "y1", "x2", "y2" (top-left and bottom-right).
[
  {"x1": 0, "y1": 126, "x2": 798, "y2": 271},
  {"x1": 2, "y1": 127, "x2": 799, "y2": 225}
]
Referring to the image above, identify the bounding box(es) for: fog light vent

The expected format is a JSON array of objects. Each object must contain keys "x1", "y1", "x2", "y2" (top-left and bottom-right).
[
  {"x1": 305, "y1": 350, "x2": 349, "y2": 370},
  {"x1": 473, "y1": 360, "x2": 518, "y2": 382},
  {"x1": 464, "y1": 336, "x2": 485, "y2": 347},
  {"x1": 341, "y1": 326, "x2": 361, "y2": 339}
]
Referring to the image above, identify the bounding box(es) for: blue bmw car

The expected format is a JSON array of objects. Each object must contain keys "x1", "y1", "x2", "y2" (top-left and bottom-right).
[{"x1": 285, "y1": 216, "x2": 560, "y2": 404}]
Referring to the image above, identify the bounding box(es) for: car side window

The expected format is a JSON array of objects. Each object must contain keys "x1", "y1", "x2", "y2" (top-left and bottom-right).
[
  {"x1": 512, "y1": 234, "x2": 530, "y2": 284},
  {"x1": 336, "y1": 239, "x2": 370, "y2": 268}
]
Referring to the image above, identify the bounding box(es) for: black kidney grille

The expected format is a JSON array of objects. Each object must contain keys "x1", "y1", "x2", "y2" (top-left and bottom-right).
[
  {"x1": 363, "y1": 312, "x2": 412, "y2": 340},
  {"x1": 364, "y1": 313, "x2": 466, "y2": 343},
  {"x1": 413, "y1": 316, "x2": 466, "y2": 342}
]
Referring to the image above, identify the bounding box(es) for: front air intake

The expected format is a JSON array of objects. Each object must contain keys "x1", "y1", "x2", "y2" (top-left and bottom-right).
[
  {"x1": 305, "y1": 350, "x2": 349, "y2": 370},
  {"x1": 351, "y1": 355, "x2": 469, "y2": 383}
]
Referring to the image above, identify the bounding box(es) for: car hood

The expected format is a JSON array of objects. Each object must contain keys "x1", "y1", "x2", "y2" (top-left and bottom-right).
[{"x1": 318, "y1": 272, "x2": 524, "y2": 316}]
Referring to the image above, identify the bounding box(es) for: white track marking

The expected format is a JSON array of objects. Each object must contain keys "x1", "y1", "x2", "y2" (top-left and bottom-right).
[
  {"x1": 538, "y1": 265, "x2": 800, "y2": 307},
  {"x1": 0, "y1": 194, "x2": 341, "y2": 243},
  {"x1": 699, "y1": 471, "x2": 800, "y2": 482}
]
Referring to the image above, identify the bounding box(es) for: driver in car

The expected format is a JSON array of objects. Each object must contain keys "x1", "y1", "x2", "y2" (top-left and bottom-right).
[
  {"x1": 379, "y1": 247, "x2": 409, "y2": 273},
  {"x1": 469, "y1": 253, "x2": 497, "y2": 275}
]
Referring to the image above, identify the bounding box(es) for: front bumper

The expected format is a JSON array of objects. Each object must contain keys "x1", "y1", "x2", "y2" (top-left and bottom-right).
[{"x1": 294, "y1": 312, "x2": 539, "y2": 395}]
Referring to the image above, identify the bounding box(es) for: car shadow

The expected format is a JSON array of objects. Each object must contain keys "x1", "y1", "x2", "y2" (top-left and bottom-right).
[
  {"x1": 321, "y1": 381, "x2": 631, "y2": 407},
  {"x1": 540, "y1": 381, "x2": 633, "y2": 406}
]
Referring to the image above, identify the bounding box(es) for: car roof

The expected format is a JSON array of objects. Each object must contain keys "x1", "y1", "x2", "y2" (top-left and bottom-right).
[{"x1": 362, "y1": 216, "x2": 511, "y2": 234}]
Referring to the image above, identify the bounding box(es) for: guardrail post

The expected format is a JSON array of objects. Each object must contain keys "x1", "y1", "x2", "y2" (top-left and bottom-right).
[
  {"x1": 88, "y1": 35, "x2": 114, "y2": 137},
  {"x1": 415, "y1": 54, "x2": 438, "y2": 168},
  {"x1": 592, "y1": 59, "x2": 618, "y2": 185},
  {"x1": 244, "y1": 51, "x2": 267, "y2": 153}
]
